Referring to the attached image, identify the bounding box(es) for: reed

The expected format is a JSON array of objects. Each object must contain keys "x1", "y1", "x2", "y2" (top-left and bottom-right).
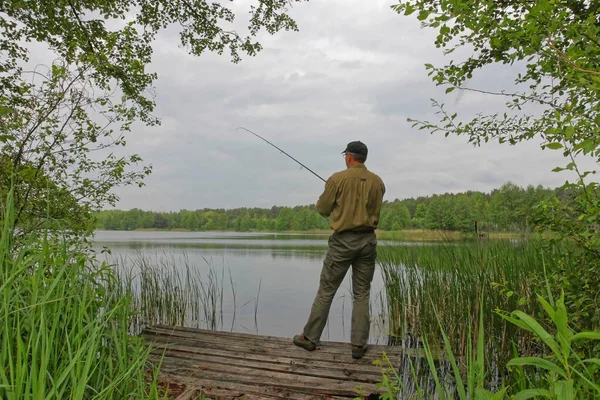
[
  {"x1": 107, "y1": 252, "x2": 238, "y2": 334},
  {"x1": 378, "y1": 239, "x2": 571, "y2": 370},
  {"x1": 371, "y1": 287, "x2": 600, "y2": 398},
  {"x1": 0, "y1": 192, "x2": 164, "y2": 399}
]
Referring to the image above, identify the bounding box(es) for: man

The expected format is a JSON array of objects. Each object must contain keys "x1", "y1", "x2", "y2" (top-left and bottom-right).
[{"x1": 293, "y1": 140, "x2": 385, "y2": 359}]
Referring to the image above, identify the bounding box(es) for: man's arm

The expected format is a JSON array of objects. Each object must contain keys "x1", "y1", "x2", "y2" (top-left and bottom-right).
[{"x1": 316, "y1": 178, "x2": 337, "y2": 217}]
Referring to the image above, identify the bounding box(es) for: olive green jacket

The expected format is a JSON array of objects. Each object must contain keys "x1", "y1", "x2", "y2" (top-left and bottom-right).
[{"x1": 316, "y1": 164, "x2": 385, "y2": 233}]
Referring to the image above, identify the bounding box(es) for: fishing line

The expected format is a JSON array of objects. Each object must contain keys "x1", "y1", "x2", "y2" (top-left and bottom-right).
[{"x1": 237, "y1": 127, "x2": 326, "y2": 183}]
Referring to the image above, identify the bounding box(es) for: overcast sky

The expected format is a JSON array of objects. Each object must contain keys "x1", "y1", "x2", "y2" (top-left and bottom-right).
[{"x1": 102, "y1": 0, "x2": 595, "y2": 211}]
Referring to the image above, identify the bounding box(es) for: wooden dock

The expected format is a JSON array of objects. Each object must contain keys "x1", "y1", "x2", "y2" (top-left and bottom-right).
[{"x1": 142, "y1": 325, "x2": 414, "y2": 399}]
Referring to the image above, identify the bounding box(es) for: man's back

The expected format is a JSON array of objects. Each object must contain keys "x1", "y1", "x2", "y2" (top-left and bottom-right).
[
  {"x1": 295, "y1": 141, "x2": 385, "y2": 360},
  {"x1": 316, "y1": 164, "x2": 385, "y2": 233}
]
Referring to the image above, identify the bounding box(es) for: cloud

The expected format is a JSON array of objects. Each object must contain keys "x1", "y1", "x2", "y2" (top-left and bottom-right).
[{"x1": 102, "y1": 0, "x2": 597, "y2": 211}]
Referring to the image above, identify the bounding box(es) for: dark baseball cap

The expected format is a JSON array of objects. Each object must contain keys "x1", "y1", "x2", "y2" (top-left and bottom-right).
[{"x1": 342, "y1": 141, "x2": 368, "y2": 156}]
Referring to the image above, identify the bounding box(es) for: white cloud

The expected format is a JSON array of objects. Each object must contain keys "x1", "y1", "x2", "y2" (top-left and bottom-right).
[{"x1": 102, "y1": 0, "x2": 598, "y2": 211}]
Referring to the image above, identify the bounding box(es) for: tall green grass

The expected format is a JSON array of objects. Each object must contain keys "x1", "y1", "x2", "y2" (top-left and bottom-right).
[
  {"x1": 378, "y1": 240, "x2": 571, "y2": 370},
  {"x1": 0, "y1": 192, "x2": 165, "y2": 399},
  {"x1": 370, "y1": 289, "x2": 600, "y2": 399},
  {"x1": 108, "y1": 254, "x2": 237, "y2": 334}
]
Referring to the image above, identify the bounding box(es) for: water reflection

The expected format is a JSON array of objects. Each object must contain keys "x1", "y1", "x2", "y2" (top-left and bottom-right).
[{"x1": 93, "y1": 230, "x2": 388, "y2": 344}]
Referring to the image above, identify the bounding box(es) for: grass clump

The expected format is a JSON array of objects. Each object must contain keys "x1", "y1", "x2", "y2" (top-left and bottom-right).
[
  {"x1": 378, "y1": 240, "x2": 571, "y2": 370},
  {"x1": 0, "y1": 192, "x2": 165, "y2": 399}
]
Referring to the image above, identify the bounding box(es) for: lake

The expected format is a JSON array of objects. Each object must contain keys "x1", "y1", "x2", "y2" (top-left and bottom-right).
[{"x1": 92, "y1": 230, "x2": 394, "y2": 344}]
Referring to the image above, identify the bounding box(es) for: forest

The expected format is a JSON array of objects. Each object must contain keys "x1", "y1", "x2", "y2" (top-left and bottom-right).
[{"x1": 95, "y1": 181, "x2": 559, "y2": 232}]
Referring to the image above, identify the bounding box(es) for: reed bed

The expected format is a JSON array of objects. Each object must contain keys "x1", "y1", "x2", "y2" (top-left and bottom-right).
[
  {"x1": 378, "y1": 239, "x2": 568, "y2": 369},
  {"x1": 0, "y1": 195, "x2": 164, "y2": 399},
  {"x1": 108, "y1": 253, "x2": 240, "y2": 334}
]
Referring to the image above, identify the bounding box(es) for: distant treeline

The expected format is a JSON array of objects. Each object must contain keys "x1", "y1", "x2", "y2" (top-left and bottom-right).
[{"x1": 95, "y1": 182, "x2": 563, "y2": 232}]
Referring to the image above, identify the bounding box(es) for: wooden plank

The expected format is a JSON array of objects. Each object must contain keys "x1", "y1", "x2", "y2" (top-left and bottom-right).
[
  {"x1": 149, "y1": 325, "x2": 408, "y2": 355},
  {"x1": 143, "y1": 325, "x2": 402, "y2": 399},
  {"x1": 179, "y1": 386, "x2": 276, "y2": 400},
  {"x1": 152, "y1": 357, "x2": 380, "y2": 398},
  {"x1": 152, "y1": 324, "x2": 393, "y2": 348},
  {"x1": 143, "y1": 327, "x2": 412, "y2": 362},
  {"x1": 150, "y1": 348, "x2": 381, "y2": 383},
  {"x1": 152, "y1": 354, "x2": 377, "y2": 391},
  {"x1": 146, "y1": 337, "x2": 384, "y2": 376},
  {"x1": 162, "y1": 374, "x2": 350, "y2": 400},
  {"x1": 156, "y1": 364, "x2": 375, "y2": 399},
  {"x1": 143, "y1": 331, "x2": 394, "y2": 367},
  {"x1": 174, "y1": 388, "x2": 200, "y2": 400}
]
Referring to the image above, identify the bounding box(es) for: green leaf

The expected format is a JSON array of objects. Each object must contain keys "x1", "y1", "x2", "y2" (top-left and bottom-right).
[
  {"x1": 537, "y1": 296, "x2": 556, "y2": 321},
  {"x1": 571, "y1": 332, "x2": 600, "y2": 341},
  {"x1": 498, "y1": 312, "x2": 532, "y2": 332},
  {"x1": 422, "y1": 335, "x2": 447, "y2": 400},
  {"x1": 580, "y1": 358, "x2": 600, "y2": 366},
  {"x1": 546, "y1": 142, "x2": 563, "y2": 150},
  {"x1": 553, "y1": 293, "x2": 572, "y2": 353},
  {"x1": 487, "y1": 387, "x2": 508, "y2": 400},
  {"x1": 510, "y1": 310, "x2": 562, "y2": 359},
  {"x1": 512, "y1": 389, "x2": 552, "y2": 400},
  {"x1": 564, "y1": 126, "x2": 575, "y2": 139},
  {"x1": 433, "y1": 304, "x2": 466, "y2": 399},
  {"x1": 507, "y1": 357, "x2": 567, "y2": 378},
  {"x1": 553, "y1": 380, "x2": 574, "y2": 400},
  {"x1": 417, "y1": 10, "x2": 431, "y2": 21}
]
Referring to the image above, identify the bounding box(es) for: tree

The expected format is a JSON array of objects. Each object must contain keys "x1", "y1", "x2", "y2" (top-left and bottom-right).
[
  {"x1": 490, "y1": 182, "x2": 525, "y2": 231},
  {"x1": 393, "y1": 0, "x2": 599, "y2": 248},
  {"x1": 153, "y1": 213, "x2": 168, "y2": 229},
  {"x1": 452, "y1": 195, "x2": 475, "y2": 233},
  {"x1": 394, "y1": 0, "x2": 600, "y2": 329},
  {"x1": 275, "y1": 208, "x2": 294, "y2": 231},
  {"x1": 388, "y1": 202, "x2": 412, "y2": 230},
  {"x1": 0, "y1": 0, "x2": 307, "y2": 236},
  {"x1": 425, "y1": 197, "x2": 444, "y2": 229},
  {"x1": 413, "y1": 203, "x2": 428, "y2": 228}
]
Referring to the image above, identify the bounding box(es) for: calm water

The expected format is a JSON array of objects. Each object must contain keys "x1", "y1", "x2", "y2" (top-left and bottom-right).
[{"x1": 92, "y1": 230, "x2": 392, "y2": 344}]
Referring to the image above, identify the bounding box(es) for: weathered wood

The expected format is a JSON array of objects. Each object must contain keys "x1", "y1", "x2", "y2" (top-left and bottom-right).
[
  {"x1": 165, "y1": 374, "x2": 349, "y2": 400},
  {"x1": 143, "y1": 325, "x2": 406, "y2": 399},
  {"x1": 174, "y1": 387, "x2": 200, "y2": 400},
  {"x1": 149, "y1": 349, "x2": 380, "y2": 383},
  {"x1": 143, "y1": 326, "x2": 415, "y2": 361},
  {"x1": 145, "y1": 335, "x2": 385, "y2": 374},
  {"x1": 144, "y1": 329, "x2": 384, "y2": 365},
  {"x1": 152, "y1": 324, "x2": 393, "y2": 349},
  {"x1": 153, "y1": 360, "x2": 378, "y2": 398},
  {"x1": 149, "y1": 325, "x2": 409, "y2": 356}
]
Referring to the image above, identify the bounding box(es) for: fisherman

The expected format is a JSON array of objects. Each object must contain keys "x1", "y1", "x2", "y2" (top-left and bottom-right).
[{"x1": 293, "y1": 141, "x2": 385, "y2": 359}]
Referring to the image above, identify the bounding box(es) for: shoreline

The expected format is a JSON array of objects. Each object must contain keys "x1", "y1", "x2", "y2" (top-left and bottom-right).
[{"x1": 95, "y1": 228, "x2": 531, "y2": 241}]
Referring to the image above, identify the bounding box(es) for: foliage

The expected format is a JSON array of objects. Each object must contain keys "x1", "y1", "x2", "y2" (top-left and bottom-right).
[
  {"x1": 370, "y1": 289, "x2": 600, "y2": 399},
  {"x1": 0, "y1": 192, "x2": 166, "y2": 399},
  {"x1": 95, "y1": 204, "x2": 330, "y2": 231},
  {"x1": 379, "y1": 202, "x2": 412, "y2": 230},
  {"x1": 0, "y1": 0, "x2": 306, "y2": 237},
  {"x1": 378, "y1": 239, "x2": 571, "y2": 374},
  {"x1": 94, "y1": 181, "x2": 558, "y2": 232},
  {"x1": 392, "y1": 0, "x2": 600, "y2": 333},
  {"x1": 0, "y1": 61, "x2": 151, "y2": 238},
  {"x1": 392, "y1": 0, "x2": 600, "y2": 173},
  {"x1": 499, "y1": 291, "x2": 600, "y2": 399}
]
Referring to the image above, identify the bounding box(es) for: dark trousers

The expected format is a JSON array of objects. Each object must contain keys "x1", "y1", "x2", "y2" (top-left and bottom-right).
[{"x1": 302, "y1": 231, "x2": 377, "y2": 347}]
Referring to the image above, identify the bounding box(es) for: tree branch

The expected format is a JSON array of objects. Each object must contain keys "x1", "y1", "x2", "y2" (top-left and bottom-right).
[{"x1": 547, "y1": 36, "x2": 600, "y2": 77}]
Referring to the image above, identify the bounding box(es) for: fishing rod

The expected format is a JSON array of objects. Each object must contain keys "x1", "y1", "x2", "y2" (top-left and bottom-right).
[{"x1": 237, "y1": 127, "x2": 326, "y2": 183}]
